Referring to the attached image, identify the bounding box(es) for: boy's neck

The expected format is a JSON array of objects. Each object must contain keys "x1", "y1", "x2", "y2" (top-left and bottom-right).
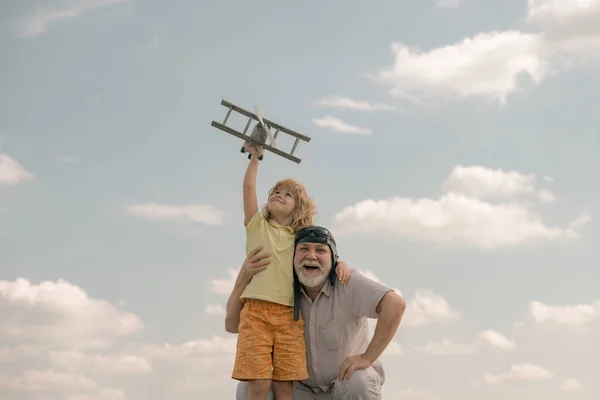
[{"x1": 270, "y1": 213, "x2": 292, "y2": 227}]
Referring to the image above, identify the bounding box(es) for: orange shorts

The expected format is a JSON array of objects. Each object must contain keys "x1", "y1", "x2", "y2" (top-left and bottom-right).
[{"x1": 232, "y1": 299, "x2": 308, "y2": 382}]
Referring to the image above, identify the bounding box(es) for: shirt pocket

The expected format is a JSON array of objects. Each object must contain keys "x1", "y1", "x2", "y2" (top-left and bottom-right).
[{"x1": 320, "y1": 319, "x2": 346, "y2": 351}]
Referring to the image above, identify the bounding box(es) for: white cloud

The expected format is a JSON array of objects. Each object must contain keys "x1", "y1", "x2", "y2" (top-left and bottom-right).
[
  {"x1": 484, "y1": 363, "x2": 554, "y2": 385},
  {"x1": 2, "y1": 272, "x2": 597, "y2": 399},
  {"x1": 204, "y1": 304, "x2": 225, "y2": 315},
  {"x1": 527, "y1": 0, "x2": 600, "y2": 28},
  {"x1": 479, "y1": 330, "x2": 517, "y2": 350},
  {"x1": 312, "y1": 116, "x2": 373, "y2": 135},
  {"x1": 358, "y1": 270, "x2": 403, "y2": 296},
  {"x1": 403, "y1": 290, "x2": 461, "y2": 327},
  {"x1": 435, "y1": 0, "x2": 460, "y2": 8},
  {"x1": 565, "y1": 214, "x2": 592, "y2": 237},
  {"x1": 416, "y1": 337, "x2": 478, "y2": 355},
  {"x1": 49, "y1": 351, "x2": 152, "y2": 375},
  {"x1": 0, "y1": 154, "x2": 34, "y2": 185},
  {"x1": 0, "y1": 278, "x2": 143, "y2": 350},
  {"x1": 0, "y1": 277, "x2": 240, "y2": 399},
  {"x1": 382, "y1": 341, "x2": 404, "y2": 356},
  {"x1": 355, "y1": 270, "x2": 458, "y2": 328},
  {"x1": 530, "y1": 299, "x2": 600, "y2": 327},
  {"x1": 312, "y1": 95, "x2": 395, "y2": 111},
  {"x1": 209, "y1": 268, "x2": 239, "y2": 296},
  {"x1": 10, "y1": 0, "x2": 130, "y2": 38},
  {"x1": 376, "y1": 0, "x2": 600, "y2": 105},
  {"x1": 333, "y1": 165, "x2": 590, "y2": 249},
  {"x1": 334, "y1": 193, "x2": 587, "y2": 249},
  {"x1": 137, "y1": 335, "x2": 237, "y2": 363},
  {"x1": 531, "y1": 6, "x2": 600, "y2": 63},
  {"x1": 1, "y1": 374, "x2": 126, "y2": 400},
  {"x1": 527, "y1": 0, "x2": 600, "y2": 67},
  {"x1": 398, "y1": 388, "x2": 436, "y2": 399},
  {"x1": 442, "y1": 165, "x2": 537, "y2": 200},
  {"x1": 537, "y1": 189, "x2": 556, "y2": 203},
  {"x1": 66, "y1": 388, "x2": 126, "y2": 400},
  {"x1": 376, "y1": 30, "x2": 546, "y2": 104},
  {"x1": 416, "y1": 330, "x2": 516, "y2": 356},
  {"x1": 560, "y1": 378, "x2": 583, "y2": 391},
  {"x1": 128, "y1": 202, "x2": 226, "y2": 226},
  {"x1": 441, "y1": 165, "x2": 557, "y2": 204},
  {"x1": 0, "y1": 369, "x2": 98, "y2": 391},
  {"x1": 0, "y1": 346, "x2": 39, "y2": 364}
]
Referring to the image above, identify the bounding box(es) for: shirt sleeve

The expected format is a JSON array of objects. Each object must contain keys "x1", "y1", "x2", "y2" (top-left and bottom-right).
[
  {"x1": 245, "y1": 211, "x2": 263, "y2": 233},
  {"x1": 343, "y1": 270, "x2": 393, "y2": 319}
]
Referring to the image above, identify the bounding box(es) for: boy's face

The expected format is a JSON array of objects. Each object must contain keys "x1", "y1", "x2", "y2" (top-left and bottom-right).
[{"x1": 268, "y1": 186, "x2": 295, "y2": 216}]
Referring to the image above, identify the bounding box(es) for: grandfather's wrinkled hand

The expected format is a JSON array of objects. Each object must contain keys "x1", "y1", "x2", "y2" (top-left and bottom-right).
[
  {"x1": 237, "y1": 245, "x2": 271, "y2": 286},
  {"x1": 337, "y1": 354, "x2": 372, "y2": 381}
]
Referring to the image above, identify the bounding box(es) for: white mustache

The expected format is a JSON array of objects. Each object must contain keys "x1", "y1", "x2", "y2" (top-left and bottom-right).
[{"x1": 301, "y1": 260, "x2": 322, "y2": 268}]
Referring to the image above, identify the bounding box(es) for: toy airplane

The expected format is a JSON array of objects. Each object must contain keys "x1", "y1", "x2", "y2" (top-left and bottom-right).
[
  {"x1": 210, "y1": 99, "x2": 311, "y2": 164},
  {"x1": 240, "y1": 106, "x2": 276, "y2": 161}
]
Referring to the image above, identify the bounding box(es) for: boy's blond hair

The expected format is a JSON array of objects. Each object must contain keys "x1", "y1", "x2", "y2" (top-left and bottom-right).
[{"x1": 262, "y1": 178, "x2": 317, "y2": 232}]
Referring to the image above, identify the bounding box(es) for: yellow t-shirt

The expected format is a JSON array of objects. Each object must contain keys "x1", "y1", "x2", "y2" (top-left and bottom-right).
[{"x1": 240, "y1": 211, "x2": 295, "y2": 307}]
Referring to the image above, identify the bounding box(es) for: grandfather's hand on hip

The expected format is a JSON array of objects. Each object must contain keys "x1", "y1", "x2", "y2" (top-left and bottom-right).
[
  {"x1": 337, "y1": 354, "x2": 372, "y2": 381},
  {"x1": 237, "y1": 245, "x2": 271, "y2": 286}
]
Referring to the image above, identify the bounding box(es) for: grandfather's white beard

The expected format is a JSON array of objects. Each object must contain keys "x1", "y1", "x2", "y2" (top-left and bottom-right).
[{"x1": 295, "y1": 260, "x2": 329, "y2": 288}]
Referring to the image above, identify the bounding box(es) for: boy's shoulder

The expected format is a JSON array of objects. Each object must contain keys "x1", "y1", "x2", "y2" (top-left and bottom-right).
[{"x1": 245, "y1": 211, "x2": 267, "y2": 231}]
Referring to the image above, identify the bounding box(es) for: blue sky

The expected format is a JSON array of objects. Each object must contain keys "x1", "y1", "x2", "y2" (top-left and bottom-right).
[{"x1": 1, "y1": 0, "x2": 599, "y2": 399}]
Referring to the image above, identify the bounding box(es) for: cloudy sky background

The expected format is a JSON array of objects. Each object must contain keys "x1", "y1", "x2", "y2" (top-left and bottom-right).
[{"x1": 1, "y1": 0, "x2": 599, "y2": 399}]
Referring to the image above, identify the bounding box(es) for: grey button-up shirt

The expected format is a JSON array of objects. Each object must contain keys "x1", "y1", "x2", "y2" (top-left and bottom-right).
[{"x1": 298, "y1": 270, "x2": 392, "y2": 392}]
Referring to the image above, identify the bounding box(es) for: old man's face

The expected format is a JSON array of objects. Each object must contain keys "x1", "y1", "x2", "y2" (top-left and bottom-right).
[{"x1": 293, "y1": 242, "x2": 332, "y2": 289}]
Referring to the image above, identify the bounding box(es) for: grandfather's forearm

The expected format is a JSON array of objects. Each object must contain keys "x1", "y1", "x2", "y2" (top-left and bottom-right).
[
  {"x1": 224, "y1": 282, "x2": 247, "y2": 333},
  {"x1": 363, "y1": 293, "x2": 405, "y2": 364}
]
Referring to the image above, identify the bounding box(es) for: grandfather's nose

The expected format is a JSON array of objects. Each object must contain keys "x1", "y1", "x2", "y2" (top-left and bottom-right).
[{"x1": 304, "y1": 249, "x2": 318, "y2": 259}]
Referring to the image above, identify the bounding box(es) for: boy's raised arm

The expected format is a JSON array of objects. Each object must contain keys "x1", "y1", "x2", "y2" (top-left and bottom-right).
[{"x1": 243, "y1": 153, "x2": 260, "y2": 225}]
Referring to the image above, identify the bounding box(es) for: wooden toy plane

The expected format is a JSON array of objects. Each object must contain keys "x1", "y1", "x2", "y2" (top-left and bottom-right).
[{"x1": 210, "y1": 99, "x2": 311, "y2": 164}]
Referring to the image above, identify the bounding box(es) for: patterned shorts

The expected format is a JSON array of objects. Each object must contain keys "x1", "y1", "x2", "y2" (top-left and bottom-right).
[{"x1": 232, "y1": 299, "x2": 308, "y2": 382}]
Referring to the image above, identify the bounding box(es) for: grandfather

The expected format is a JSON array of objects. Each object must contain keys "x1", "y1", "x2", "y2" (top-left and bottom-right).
[{"x1": 225, "y1": 226, "x2": 406, "y2": 399}]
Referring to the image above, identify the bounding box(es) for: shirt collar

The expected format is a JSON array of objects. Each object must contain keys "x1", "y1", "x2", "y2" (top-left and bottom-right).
[
  {"x1": 266, "y1": 217, "x2": 294, "y2": 234},
  {"x1": 300, "y1": 279, "x2": 332, "y2": 298}
]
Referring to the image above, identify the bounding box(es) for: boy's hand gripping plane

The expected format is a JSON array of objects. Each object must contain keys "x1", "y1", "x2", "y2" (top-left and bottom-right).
[{"x1": 210, "y1": 99, "x2": 312, "y2": 164}]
